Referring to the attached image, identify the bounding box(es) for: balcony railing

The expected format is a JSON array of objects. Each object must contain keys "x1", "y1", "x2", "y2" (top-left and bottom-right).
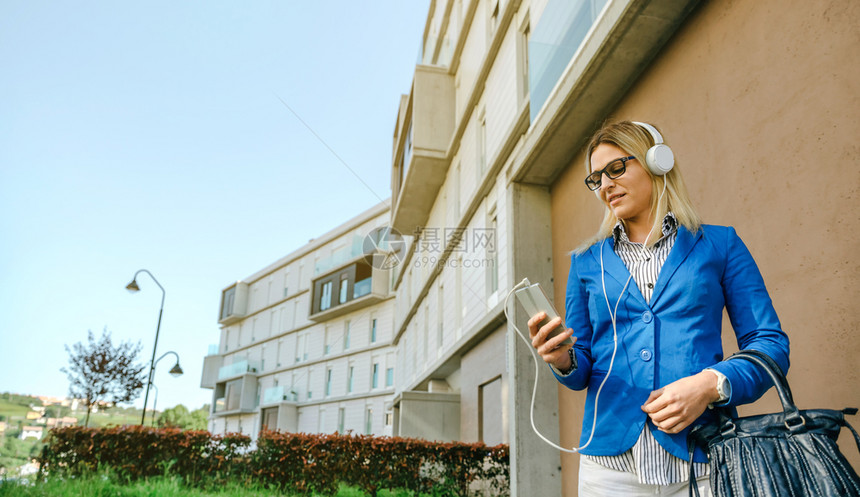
[
  {"x1": 315, "y1": 235, "x2": 364, "y2": 276},
  {"x1": 214, "y1": 397, "x2": 226, "y2": 413},
  {"x1": 218, "y1": 360, "x2": 259, "y2": 380},
  {"x1": 263, "y1": 385, "x2": 299, "y2": 405},
  {"x1": 353, "y1": 278, "x2": 372, "y2": 299}
]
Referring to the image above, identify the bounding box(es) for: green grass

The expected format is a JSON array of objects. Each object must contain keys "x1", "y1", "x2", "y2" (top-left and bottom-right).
[
  {"x1": 0, "y1": 475, "x2": 417, "y2": 497},
  {"x1": 0, "y1": 401, "x2": 31, "y2": 420}
]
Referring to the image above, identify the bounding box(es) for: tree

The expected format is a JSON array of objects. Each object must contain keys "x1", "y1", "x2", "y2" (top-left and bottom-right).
[
  {"x1": 61, "y1": 328, "x2": 146, "y2": 427},
  {"x1": 156, "y1": 404, "x2": 209, "y2": 431}
]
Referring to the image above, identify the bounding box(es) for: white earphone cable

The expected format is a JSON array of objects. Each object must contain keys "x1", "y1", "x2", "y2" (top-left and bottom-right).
[{"x1": 505, "y1": 176, "x2": 668, "y2": 454}]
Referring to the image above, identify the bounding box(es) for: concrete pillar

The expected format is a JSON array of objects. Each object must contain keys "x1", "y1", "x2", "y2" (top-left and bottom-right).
[{"x1": 506, "y1": 182, "x2": 563, "y2": 496}]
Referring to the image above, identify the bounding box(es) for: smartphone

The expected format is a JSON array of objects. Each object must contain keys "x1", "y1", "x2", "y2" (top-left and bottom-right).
[{"x1": 515, "y1": 279, "x2": 574, "y2": 347}]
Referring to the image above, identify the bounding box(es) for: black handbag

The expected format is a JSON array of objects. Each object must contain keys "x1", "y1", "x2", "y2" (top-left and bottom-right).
[{"x1": 687, "y1": 349, "x2": 860, "y2": 497}]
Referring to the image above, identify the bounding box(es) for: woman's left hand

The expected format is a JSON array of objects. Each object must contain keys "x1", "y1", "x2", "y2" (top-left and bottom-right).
[{"x1": 641, "y1": 371, "x2": 721, "y2": 434}]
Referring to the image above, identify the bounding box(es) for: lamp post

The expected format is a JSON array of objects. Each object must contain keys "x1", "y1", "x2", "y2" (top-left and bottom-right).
[
  {"x1": 149, "y1": 351, "x2": 184, "y2": 426},
  {"x1": 149, "y1": 383, "x2": 158, "y2": 427},
  {"x1": 125, "y1": 269, "x2": 166, "y2": 425}
]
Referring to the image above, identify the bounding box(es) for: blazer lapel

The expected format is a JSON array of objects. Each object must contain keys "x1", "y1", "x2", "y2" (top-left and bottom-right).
[
  {"x1": 590, "y1": 237, "x2": 648, "y2": 308},
  {"x1": 650, "y1": 226, "x2": 702, "y2": 305}
]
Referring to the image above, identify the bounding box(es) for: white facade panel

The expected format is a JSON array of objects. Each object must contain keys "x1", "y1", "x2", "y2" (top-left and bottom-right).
[
  {"x1": 484, "y1": 28, "x2": 518, "y2": 160},
  {"x1": 456, "y1": 0, "x2": 488, "y2": 125}
]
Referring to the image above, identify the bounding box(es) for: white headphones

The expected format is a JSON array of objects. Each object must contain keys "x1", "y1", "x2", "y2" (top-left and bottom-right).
[{"x1": 632, "y1": 121, "x2": 674, "y2": 175}]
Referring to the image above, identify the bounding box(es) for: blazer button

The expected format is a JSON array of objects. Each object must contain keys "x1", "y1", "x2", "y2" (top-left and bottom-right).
[
  {"x1": 640, "y1": 349, "x2": 653, "y2": 361},
  {"x1": 642, "y1": 311, "x2": 653, "y2": 323}
]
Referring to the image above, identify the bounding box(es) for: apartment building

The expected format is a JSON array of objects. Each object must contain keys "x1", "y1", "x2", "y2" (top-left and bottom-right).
[
  {"x1": 198, "y1": 0, "x2": 856, "y2": 494},
  {"x1": 391, "y1": 0, "x2": 858, "y2": 495},
  {"x1": 200, "y1": 201, "x2": 399, "y2": 439},
  {"x1": 388, "y1": 0, "x2": 572, "y2": 495}
]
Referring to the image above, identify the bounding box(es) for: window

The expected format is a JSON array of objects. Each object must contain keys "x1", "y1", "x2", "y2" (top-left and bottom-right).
[
  {"x1": 385, "y1": 367, "x2": 394, "y2": 387},
  {"x1": 437, "y1": 283, "x2": 445, "y2": 352},
  {"x1": 365, "y1": 407, "x2": 373, "y2": 435},
  {"x1": 270, "y1": 309, "x2": 278, "y2": 337},
  {"x1": 324, "y1": 325, "x2": 332, "y2": 355},
  {"x1": 262, "y1": 407, "x2": 278, "y2": 432},
  {"x1": 220, "y1": 287, "x2": 236, "y2": 320},
  {"x1": 312, "y1": 262, "x2": 374, "y2": 315},
  {"x1": 296, "y1": 334, "x2": 307, "y2": 363},
  {"x1": 517, "y1": 15, "x2": 530, "y2": 105},
  {"x1": 255, "y1": 384, "x2": 261, "y2": 408},
  {"x1": 337, "y1": 407, "x2": 345, "y2": 433},
  {"x1": 453, "y1": 162, "x2": 460, "y2": 217},
  {"x1": 224, "y1": 379, "x2": 242, "y2": 411},
  {"x1": 347, "y1": 366, "x2": 354, "y2": 393},
  {"x1": 370, "y1": 317, "x2": 377, "y2": 343},
  {"x1": 339, "y1": 273, "x2": 349, "y2": 304},
  {"x1": 318, "y1": 408, "x2": 326, "y2": 433},
  {"x1": 479, "y1": 376, "x2": 504, "y2": 445},
  {"x1": 320, "y1": 281, "x2": 333, "y2": 311},
  {"x1": 343, "y1": 320, "x2": 351, "y2": 350},
  {"x1": 372, "y1": 363, "x2": 379, "y2": 389},
  {"x1": 385, "y1": 411, "x2": 393, "y2": 426},
  {"x1": 489, "y1": 210, "x2": 499, "y2": 294},
  {"x1": 477, "y1": 111, "x2": 487, "y2": 176},
  {"x1": 325, "y1": 368, "x2": 333, "y2": 397},
  {"x1": 489, "y1": 0, "x2": 500, "y2": 41}
]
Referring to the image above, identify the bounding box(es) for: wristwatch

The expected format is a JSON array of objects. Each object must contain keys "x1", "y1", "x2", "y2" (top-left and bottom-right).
[{"x1": 706, "y1": 368, "x2": 732, "y2": 405}]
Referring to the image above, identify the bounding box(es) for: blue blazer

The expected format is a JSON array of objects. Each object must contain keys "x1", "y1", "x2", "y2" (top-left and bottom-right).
[{"x1": 553, "y1": 225, "x2": 790, "y2": 463}]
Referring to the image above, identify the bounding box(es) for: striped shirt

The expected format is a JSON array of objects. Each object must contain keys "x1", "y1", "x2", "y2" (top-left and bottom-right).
[{"x1": 583, "y1": 212, "x2": 709, "y2": 485}]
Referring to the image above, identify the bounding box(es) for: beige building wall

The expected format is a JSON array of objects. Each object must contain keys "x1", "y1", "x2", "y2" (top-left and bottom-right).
[
  {"x1": 460, "y1": 325, "x2": 509, "y2": 444},
  {"x1": 548, "y1": 0, "x2": 860, "y2": 494}
]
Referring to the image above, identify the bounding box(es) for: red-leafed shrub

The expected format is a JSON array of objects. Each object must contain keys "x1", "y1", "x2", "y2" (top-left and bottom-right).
[
  {"x1": 38, "y1": 425, "x2": 251, "y2": 486},
  {"x1": 39, "y1": 426, "x2": 509, "y2": 496}
]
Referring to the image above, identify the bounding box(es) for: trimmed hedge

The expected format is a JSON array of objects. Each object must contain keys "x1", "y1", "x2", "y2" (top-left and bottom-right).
[{"x1": 38, "y1": 426, "x2": 509, "y2": 496}]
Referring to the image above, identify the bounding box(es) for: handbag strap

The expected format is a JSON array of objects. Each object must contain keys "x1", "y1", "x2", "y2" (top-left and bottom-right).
[
  {"x1": 844, "y1": 408, "x2": 860, "y2": 455},
  {"x1": 687, "y1": 434, "x2": 702, "y2": 497},
  {"x1": 726, "y1": 350, "x2": 802, "y2": 424}
]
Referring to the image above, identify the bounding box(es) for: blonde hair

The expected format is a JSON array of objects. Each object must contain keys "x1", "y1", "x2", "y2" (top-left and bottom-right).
[{"x1": 576, "y1": 120, "x2": 701, "y2": 252}]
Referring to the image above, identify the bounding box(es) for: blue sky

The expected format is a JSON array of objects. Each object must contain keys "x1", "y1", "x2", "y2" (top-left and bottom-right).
[{"x1": 0, "y1": 1, "x2": 429, "y2": 411}]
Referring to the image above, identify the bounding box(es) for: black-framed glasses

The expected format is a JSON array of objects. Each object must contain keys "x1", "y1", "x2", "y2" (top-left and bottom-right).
[{"x1": 584, "y1": 156, "x2": 636, "y2": 191}]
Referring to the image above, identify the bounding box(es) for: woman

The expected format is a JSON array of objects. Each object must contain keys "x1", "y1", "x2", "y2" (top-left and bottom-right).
[{"x1": 528, "y1": 121, "x2": 790, "y2": 496}]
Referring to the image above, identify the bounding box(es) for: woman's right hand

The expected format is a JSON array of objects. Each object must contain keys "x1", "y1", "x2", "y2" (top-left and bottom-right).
[{"x1": 528, "y1": 312, "x2": 576, "y2": 370}]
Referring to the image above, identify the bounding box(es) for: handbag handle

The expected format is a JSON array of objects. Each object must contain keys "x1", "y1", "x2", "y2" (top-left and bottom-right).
[{"x1": 725, "y1": 349, "x2": 804, "y2": 426}]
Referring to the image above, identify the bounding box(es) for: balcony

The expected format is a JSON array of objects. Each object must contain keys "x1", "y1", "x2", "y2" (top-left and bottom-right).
[
  {"x1": 315, "y1": 235, "x2": 364, "y2": 276},
  {"x1": 200, "y1": 346, "x2": 223, "y2": 389},
  {"x1": 390, "y1": 64, "x2": 455, "y2": 234},
  {"x1": 262, "y1": 385, "x2": 299, "y2": 406},
  {"x1": 218, "y1": 281, "x2": 249, "y2": 325},
  {"x1": 212, "y1": 374, "x2": 258, "y2": 416},
  {"x1": 218, "y1": 359, "x2": 260, "y2": 380},
  {"x1": 309, "y1": 259, "x2": 389, "y2": 322},
  {"x1": 260, "y1": 404, "x2": 298, "y2": 433}
]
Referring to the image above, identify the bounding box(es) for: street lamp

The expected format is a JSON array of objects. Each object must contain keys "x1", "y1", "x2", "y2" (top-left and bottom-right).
[
  {"x1": 149, "y1": 351, "x2": 184, "y2": 426},
  {"x1": 149, "y1": 383, "x2": 158, "y2": 427},
  {"x1": 125, "y1": 269, "x2": 166, "y2": 425}
]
